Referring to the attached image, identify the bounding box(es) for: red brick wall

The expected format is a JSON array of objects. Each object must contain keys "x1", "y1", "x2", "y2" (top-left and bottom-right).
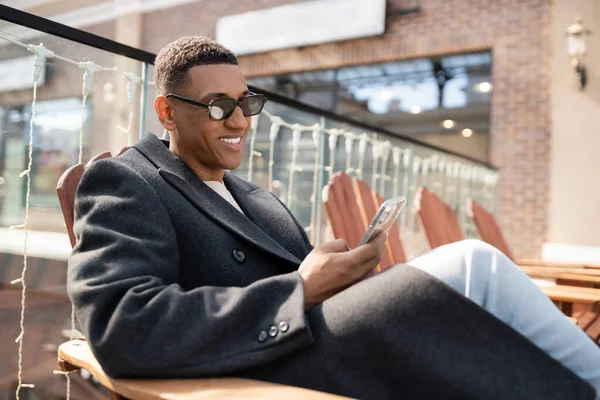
[{"x1": 143, "y1": 0, "x2": 553, "y2": 258}]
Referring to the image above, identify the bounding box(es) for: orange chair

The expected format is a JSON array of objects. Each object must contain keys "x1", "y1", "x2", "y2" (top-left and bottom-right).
[
  {"x1": 56, "y1": 149, "x2": 349, "y2": 400},
  {"x1": 414, "y1": 186, "x2": 600, "y2": 326},
  {"x1": 323, "y1": 172, "x2": 406, "y2": 272},
  {"x1": 466, "y1": 197, "x2": 600, "y2": 270}
]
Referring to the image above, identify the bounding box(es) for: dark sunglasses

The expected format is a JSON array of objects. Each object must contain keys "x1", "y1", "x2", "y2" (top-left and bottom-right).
[{"x1": 165, "y1": 92, "x2": 267, "y2": 121}]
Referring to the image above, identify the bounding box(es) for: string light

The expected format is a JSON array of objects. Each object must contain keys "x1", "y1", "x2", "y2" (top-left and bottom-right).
[
  {"x1": 287, "y1": 126, "x2": 305, "y2": 209},
  {"x1": 307, "y1": 123, "x2": 323, "y2": 243},
  {"x1": 378, "y1": 141, "x2": 392, "y2": 195},
  {"x1": 246, "y1": 115, "x2": 261, "y2": 181}
]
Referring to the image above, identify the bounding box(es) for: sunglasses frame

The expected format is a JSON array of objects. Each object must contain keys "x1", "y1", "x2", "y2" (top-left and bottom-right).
[{"x1": 165, "y1": 92, "x2": 267, "y2": 121}]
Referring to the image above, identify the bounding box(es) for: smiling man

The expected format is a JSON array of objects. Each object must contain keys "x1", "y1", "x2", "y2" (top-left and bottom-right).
[{"x1": 67, "y1": 37, "x2": 600, "y2": 399}]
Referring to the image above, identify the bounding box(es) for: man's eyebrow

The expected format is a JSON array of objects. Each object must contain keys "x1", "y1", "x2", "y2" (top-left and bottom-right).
[
  {"x1": 201, "y1": 90, "x2": 251, "y2": 101},
  {"x1": 201, "y1": 92, "x2": 228, "y2": 100}
]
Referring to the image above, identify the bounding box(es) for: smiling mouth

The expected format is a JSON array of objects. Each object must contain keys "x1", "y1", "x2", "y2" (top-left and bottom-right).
[{"x1": 219, "y1": 137, "x2": 242, "y2": 145}]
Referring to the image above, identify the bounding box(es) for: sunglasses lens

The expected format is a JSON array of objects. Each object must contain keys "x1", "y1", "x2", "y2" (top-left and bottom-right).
[
  {"x1": 241, "y1": 95, "x2": 266, "y2": 116},
  {"x1": 209, "y1": 99, "x2": 236, "y2": 120}
]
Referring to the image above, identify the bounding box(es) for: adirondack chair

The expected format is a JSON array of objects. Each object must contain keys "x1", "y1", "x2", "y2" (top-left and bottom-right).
[
  {"x1": 322, "y1": 172, "x2": 406, "y2": 272},
  {"x1": 55, "y1": 149, "x2": 349, "y2": 400},
  {"x1": 414, "y1": 186, "x2": 600, "y2": 329},
  {"x1": 466, "y1": 197, "x2": 600, "y2": 270}
]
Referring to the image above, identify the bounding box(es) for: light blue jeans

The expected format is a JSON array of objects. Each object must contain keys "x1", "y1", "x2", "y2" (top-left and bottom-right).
[{"x1": 407, "y1": 239, "x2": 600, "y2": 395}]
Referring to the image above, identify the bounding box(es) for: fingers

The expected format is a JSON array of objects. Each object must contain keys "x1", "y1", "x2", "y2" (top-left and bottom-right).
[
  {"x1": 370, "y1": 231, "x2": 388, "y2": 257},
  {"x1": 315, "y1": 238, "x2": 350, "y2": 254},
  {"x1": 339, "y1": 231, "x2": 387, "y2": 267}
]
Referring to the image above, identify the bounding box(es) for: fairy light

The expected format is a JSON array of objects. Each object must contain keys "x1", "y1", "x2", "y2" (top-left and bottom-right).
[
  {"x1": 407, "y1": 156, "x2": 422, "y2": 248},
  {"x1": 344, "y1": 133, "x2": 355, "y2": 174},
  {"x1": 438, "y1": 157, "x2": 447, "y2": 201},
  {"x1": 421, "y1": 158, "x2": 430, "y2": 191},
  {"x1": 430, "y1": 154, "x2": 440, "y2": 194},
  {"x1": 392, "y1": 147, "x2": 402, "y2": 198},
  {"x1": 118, "y1": 72, "x2": 141, "y2": 146},
  {"x1": 308, "y1": 123, "x2": 323, "y2": 244},
  {"x1": 325, "y1": 129, "x2": 341, "y2": 180},
  {"x1": 246, "y1": 115, "x2": 261, "y2": 181},
  {"x1": 10, "y1": 41, "x2": 54, "y2": 400},
  {"x1": 0, "y1": 34, "x2": 148, "y2": 400},
  {"x1": 267, "y1": 118, "x2": 282, "y2": 192},
  {"x1": 400, "y1": 148, "x2": 412, "y2": 234},
  {"x1": 370, "y1": 140, "x2": 382, "y2": 191},
  {"x1": 287, "y1": 126, "x2": 304, "y2": 209},
  {"x1": 378, "y1": 140, "x2": 392, "y2": 195},
  {"x1": 356, "y1": 133, "x2": 369, "y2": 180}
]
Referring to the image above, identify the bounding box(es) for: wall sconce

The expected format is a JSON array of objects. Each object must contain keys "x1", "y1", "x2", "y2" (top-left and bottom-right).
[{"x1": 565, "y1": 16, "x2": 592, "y2": 90}]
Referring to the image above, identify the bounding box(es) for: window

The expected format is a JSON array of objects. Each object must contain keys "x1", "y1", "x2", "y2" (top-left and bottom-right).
[{"x1": 247, "y1": 52, "x2": 492, "y2": 162}]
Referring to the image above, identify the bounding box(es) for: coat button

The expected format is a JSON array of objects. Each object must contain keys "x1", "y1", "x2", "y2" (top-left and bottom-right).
[
  {"x1": 268, "y1": 325, "x2": 278, "y2": 338},
  {"x1": 232, "y1": 249, "x2": 245, "y2": 263},
  {"x1": 257, "y1": 330, "x2": 268, "y2": 342},
  {"x1": 279, "y1": 321, "x2": 289, "y2": 332}
]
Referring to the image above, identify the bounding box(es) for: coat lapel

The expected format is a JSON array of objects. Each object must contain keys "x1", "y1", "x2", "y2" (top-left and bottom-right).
[
  {"x1": 223, "y1": 173, "x2": 311, "y2": 262},
  {"x1": 134, "y1": 135, "x2": 302, "y2": 266}
]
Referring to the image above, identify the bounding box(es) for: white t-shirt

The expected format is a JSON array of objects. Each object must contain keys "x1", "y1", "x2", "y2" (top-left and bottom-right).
[{"x1": 203, "y1": 181, "x2": 245, "y2": 215}]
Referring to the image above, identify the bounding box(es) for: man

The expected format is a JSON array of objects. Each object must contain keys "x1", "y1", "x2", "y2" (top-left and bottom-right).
[{"x1": 68, "y1": 36, "x2": 599, "y2": 399}]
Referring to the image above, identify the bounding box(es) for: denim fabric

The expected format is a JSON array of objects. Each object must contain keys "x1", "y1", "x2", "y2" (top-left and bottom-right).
[{"x1": 409, "y1": 240, "x2": 600, "y2": 397}]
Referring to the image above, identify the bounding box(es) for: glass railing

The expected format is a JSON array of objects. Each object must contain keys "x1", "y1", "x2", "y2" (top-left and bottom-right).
[
  {"x1": 0, "y1": 6, "x2": 497, "y2": 398},
  {"x1": 0, "y1": 9, "x2": 498, "y2": 258}
]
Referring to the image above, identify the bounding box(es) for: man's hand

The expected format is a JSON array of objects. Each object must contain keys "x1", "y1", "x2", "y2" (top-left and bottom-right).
[{"x1": 298, "y1": 232, "x2": 387, "y2": 309}]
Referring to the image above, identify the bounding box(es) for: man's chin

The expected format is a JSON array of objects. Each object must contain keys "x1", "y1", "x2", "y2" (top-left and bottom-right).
[{"x1": 223, "y1": 160, "x2": 243, "y2": 171}]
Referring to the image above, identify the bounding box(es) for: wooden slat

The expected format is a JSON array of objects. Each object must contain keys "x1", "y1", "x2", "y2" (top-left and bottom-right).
[
  {"x1": 518, "y1": 258, "x2": 600, "y2": 270},
  {"x1": 415, "y1": 186, "x2": 464, "y2": 249},
  {"x1": 466, "y1": 197, "x2": 515, "y2": 261},
  {"x1": 56, "y1": 164, "x2": 85, "y2": 248},
  {"x1": 58, "y1": 340, "x2": 351, "y2": 400},
  {"x1": 583, "y1": 318, "x2": 600, "y2": 342},
  {"x1": 322, "y1": 172, "x2": 365, "y2": 249},
  {"x1": 539, "y1": 285, "x2": 600, "y2": 304},
  {"x1": 573, "y1": 311, "x2": 598, "y2": 331}
]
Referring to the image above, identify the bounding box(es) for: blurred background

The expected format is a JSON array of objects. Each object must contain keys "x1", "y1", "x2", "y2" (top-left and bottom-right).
[{"x1": 0, "y1": 0, "x2": 598, "y2": 398}]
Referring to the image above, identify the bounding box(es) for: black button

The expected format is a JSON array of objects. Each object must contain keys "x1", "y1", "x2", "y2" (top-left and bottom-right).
[
  {"x1": 279, "y1": 321, "x2": 289, "y2": 332},
  {"x1": 233, "y1": 249, "x2": 245, "y2": 263},
  {"x1": 268, "y1": 325, "x2": 278, "y2": 338},
  {"x1": 258, "y1": 330, "x2": 268, "y2": 342}
]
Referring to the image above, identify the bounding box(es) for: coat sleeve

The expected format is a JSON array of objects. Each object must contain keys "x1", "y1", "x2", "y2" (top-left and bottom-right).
[{"x1": 67, "y1": 158, "x2": 314, "y2": 379}]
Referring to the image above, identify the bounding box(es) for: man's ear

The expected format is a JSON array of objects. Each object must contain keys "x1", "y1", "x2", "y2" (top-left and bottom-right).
[{"x1": 155, "y1": 96, "x2": 177, "y2": 131}]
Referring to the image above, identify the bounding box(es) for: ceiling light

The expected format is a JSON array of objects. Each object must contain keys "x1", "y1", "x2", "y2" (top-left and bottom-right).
[
  {"x1": 462, "y1": 128, "x2": 473, "y2": 138},
  {"x1": 442, "y1": 119, "x2": 455, "y2": 129},
  {"x1": 410, "y1": 105, "x2": 421, "y2": 114},
  {"x1": 475, "y1": 82, "x2": 493, "y2": 93}
]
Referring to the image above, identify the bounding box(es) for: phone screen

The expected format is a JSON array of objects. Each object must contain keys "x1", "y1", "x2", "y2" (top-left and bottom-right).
[{"x1": 358, "y1": 196, "x2": 406, "y2": 246}]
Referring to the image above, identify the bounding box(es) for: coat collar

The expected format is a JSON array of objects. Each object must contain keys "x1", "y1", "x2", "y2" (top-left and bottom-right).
[{"x1": 133, "y1": 134, "x2": 303, "y2": 266}]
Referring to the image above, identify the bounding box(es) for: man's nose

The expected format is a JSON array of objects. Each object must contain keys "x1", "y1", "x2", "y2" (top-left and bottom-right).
[{"x1": 224, "y1": 105, "x2": 249, "y2": 130}]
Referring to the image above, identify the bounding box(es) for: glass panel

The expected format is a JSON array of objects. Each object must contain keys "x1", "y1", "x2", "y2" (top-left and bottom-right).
[{"x1": 0, "y1": 23, "x2": 149, "y2": 231}]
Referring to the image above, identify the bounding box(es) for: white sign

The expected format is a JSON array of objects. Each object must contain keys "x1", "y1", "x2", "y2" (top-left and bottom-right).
[
  {"x1": 216, "y1": 0, "x2": 386, "y2": 56},
  {"x1": 0, "y1": 55, "x2": 46, "y2": 92}
]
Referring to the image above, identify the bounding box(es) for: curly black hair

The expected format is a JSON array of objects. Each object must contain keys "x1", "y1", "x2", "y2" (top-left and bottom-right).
[{"x1": 154, "y1": 36, "x2": 238, "y2": 95}]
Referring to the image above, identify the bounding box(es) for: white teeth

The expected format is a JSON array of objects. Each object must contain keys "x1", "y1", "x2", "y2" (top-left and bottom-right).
[{"x1": 219, "y1": 137, "x2": 241, "y2": 144}]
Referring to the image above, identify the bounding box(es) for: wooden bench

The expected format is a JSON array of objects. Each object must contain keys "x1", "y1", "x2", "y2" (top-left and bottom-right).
[{"x1": 58, "y1": 339, "x2": 349, "y2": 400}]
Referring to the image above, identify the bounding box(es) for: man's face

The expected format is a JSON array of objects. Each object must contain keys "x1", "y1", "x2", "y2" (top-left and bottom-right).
[{"x1": 162, "y1": 64, "x2": 252, "y2": 178}]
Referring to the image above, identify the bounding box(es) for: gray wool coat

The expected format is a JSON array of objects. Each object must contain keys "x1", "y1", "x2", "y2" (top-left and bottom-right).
[{"x1": 67, "y1": 134, "x2": 594, "y2": 399}]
